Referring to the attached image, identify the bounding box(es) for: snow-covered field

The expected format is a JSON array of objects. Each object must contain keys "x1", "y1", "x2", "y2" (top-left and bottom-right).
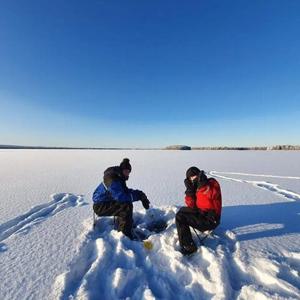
[{"x1": 1, "y1": 150, "x2": 300, "y2": 300}]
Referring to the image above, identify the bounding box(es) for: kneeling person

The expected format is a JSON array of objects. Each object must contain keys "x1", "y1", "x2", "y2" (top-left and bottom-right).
[
  {"x1": 93, "y1": 158, "x2": 150, "y2": 239},
  {"x1": 176, "y1": 167, "x2": 222, "y2": 255}
]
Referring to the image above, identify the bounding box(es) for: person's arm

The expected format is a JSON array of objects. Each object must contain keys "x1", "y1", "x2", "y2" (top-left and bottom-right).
[
  {"x1": 109, "y1": 181, "x2": 140, "y2": 202},
  {"x1": 211, "y1": 179, "x2": 222, "y2": 216},
  {"x1": 128, "y1": 188, "x2": 143, "y2": 202},
  {"x1": 185, "y1": 195, "x2": 196, "y2": 208},
  {"x1": 184, "y1": 178, "x2": 196, "y2": 208}
]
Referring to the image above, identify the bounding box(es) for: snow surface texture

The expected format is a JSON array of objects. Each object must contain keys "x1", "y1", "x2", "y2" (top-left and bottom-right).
[{"x1": 0, "y1": 150, "x2": 300, "y2": 300}]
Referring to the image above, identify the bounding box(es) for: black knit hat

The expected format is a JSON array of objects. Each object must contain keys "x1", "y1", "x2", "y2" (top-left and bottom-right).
[
  {"x1": 186, "y1": 166, "x2": 201, "y2": 178},
  {"x1": 120, "y1": 158, "x2": 132, "y2": 171}
]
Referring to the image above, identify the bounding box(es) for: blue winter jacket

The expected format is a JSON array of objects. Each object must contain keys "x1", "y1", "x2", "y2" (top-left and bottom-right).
[{"x1": 92, "y1": 166, "x2": 140, "y2": 204}]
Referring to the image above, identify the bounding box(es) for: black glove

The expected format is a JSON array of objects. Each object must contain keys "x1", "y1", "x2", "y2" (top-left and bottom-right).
[
  {"x1": 139, "y1": 191, "x2": 150, "y2": 210},
  {"x1": 184, "y1": 178, "x2": 196, "y2": 197}
]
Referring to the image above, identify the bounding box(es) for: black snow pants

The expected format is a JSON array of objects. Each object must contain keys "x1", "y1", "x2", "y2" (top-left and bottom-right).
[
  {"x1": 176, "y1": 207, "x2": 218, "y2": 247},
  {"x1": 93, "y1": 201, "x2": 133, "y2": 238}
]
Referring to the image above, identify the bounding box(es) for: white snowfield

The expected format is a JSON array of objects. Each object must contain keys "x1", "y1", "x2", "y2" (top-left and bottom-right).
[{"x1": 0, "y1": 150, "x2": 300, "y2": 300}]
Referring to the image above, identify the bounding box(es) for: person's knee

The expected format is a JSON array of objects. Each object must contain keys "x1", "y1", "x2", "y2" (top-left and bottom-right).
[
  {"x1": 93, "y1": 204, "x2": 102, "y2": 216},
  {"x1": 118, "y1": 202, "x2": 133, "y2": 217},
  {"x1": 93, "y1": 204, "x2": 97, "y2": 213},
  {"x1": 120, "y1": 202, "x2": 133, "y2": 211},
  {"x1": 176, "y1": 210, "x2": 184, "y2": 223}
]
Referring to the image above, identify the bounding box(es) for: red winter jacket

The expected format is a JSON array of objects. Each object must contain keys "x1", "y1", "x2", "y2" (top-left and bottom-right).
[{"x1": 185, "y1": 178, "x2": 222, "y2": 218}]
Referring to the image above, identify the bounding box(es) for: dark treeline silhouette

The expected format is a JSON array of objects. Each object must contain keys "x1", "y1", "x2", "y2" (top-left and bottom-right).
[{"x1": 1, "y1": 144, "x2": 299, "y2": 150}]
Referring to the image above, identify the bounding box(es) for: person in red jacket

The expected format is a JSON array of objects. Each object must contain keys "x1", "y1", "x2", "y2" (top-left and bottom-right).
[{"x1": 176, "y1": 166, "x2": 222, "y2": 255}]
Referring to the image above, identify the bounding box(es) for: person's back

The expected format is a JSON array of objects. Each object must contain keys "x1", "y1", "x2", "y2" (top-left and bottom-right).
[
  {"x1": 185, "y1": 176, "x2": 222, "y2": 225},
  {"x1": 93, "y1": 166, "x2": 132, "y2": 204}
]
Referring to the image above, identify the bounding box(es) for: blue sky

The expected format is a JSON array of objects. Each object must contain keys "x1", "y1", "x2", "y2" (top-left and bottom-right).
[{"x1": 0, "y1": 0, "x2": 299, "y2": 147}]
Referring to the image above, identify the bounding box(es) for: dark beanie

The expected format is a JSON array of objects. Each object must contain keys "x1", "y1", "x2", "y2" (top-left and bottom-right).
[
  {"x1": 120, "y1": 158, "x2": 132, "y2": 171},
  {"x1": 186, "y1": 166, "x2": 201, "y2": 178}
]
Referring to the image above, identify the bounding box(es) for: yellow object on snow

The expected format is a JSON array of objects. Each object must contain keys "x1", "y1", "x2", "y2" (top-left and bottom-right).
[{"x1": 143, "y1": 240, "x2": 153, "y2": 250}]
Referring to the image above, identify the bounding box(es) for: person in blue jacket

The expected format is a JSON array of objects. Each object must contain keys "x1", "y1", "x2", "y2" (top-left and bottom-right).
[{"x1": 93, "y1": 158, "x2": 150, "y2": 239}]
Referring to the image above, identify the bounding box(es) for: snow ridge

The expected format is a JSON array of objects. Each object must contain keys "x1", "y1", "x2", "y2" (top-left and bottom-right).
[
  {"x1": 0, "y1": 193, "x2": 85, "y2": 252},
  {"x1": 209, "y1": 171, "x2": 300, "y2": 180},
  {"x1": 209, "y1": 171, "x2": 300, "y2": 202}
]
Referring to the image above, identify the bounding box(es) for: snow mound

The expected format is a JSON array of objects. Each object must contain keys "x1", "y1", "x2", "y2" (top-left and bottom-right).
[{"x1": 52, "y1": 205, "x2": 300, "y2": 300}]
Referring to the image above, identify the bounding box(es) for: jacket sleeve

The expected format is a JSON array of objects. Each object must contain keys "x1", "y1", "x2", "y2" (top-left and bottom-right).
[
  {"x1": 185, "y1": 195, "x2": 196, "y2": 208},
  {"x1": 128, "y1": 188, "x2": 141, "y2": 202},
  {"x1": 211, "y1": 179, "x2": 222, "y2": 216},
  {"x1": 109, "y1": 181, "x2": 139, "y2": 202}
]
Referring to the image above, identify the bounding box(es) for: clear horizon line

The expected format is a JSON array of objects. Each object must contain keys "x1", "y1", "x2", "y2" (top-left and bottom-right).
[{"x1": 1, "y1": 144, "x2": 299, "y2": 150}]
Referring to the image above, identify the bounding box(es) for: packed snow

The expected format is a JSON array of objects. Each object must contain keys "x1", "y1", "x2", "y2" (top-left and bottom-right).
[{"x1": 0, "y1": 150, "x2": 300, "y2": 300}]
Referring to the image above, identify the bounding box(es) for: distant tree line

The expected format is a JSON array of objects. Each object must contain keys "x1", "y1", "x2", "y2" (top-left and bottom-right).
[
  {"x1": 164, "y1": 145, "x2": 300, "y2": 150},
  {"x1": 164, "y1": 145, "x2": 192, "y2": 150},
  {"x1": 192, "y1": 146, "x2": 266, "y2": 150},
  {"x1": 267, "y1": 145, "x2": 300, "y2": 150},
  {"x1": 0, "y1": 145, "x2": 137, "y2": 150},
  {"x1": 1, "y1": 144, "x2": 299, "y2": 150}
]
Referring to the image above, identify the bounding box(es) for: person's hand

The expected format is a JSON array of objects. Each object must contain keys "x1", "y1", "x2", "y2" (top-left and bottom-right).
[
  {"x1": 184, "y1": 178, "x2": 194, "y2": 189},
  {"x1": 139, "y1": 191, "x2": 150, "y2": 209},
  {"x1": 141, "y1": 197, "x2": 150, "y2": 210},
  {"x1": 184, "y1": 178, "x2": 196, "y2": 196}
]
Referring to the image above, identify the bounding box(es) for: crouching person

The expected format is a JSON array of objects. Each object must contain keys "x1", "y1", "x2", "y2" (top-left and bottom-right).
[
  {"x1": 176, "y1": 167, "x2": 222, "y2": 255},
  {"x1": 93, "y1": 158, "x2": 150, "y2": 240}
]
